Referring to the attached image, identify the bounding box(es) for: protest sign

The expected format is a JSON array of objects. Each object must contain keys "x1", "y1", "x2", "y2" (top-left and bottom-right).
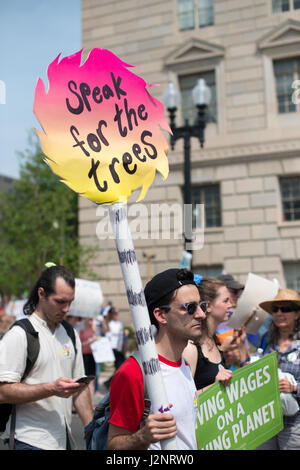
[
  {"x1": 228, "y1": 273, "x2": 279, "y2": 334},
  {"x1": 91, "y1": 337, "x2": 115, "y2": 363},
  {"x1": 33, "y1": 48, "x2": 176, "y2": 449},
  {"x1": 195, "y1": 352, "x2": 283, "y2": 450},
  {"x1": 33, "y1": 48, "x2": 169, "y2": 205},
  {"x1": 68, "y1": 278, "x2": 103, "y2": 318}
]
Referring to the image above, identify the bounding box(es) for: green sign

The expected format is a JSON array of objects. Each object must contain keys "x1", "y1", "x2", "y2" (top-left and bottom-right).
[{"x1": 196, "y1": 352, "x2": 283, "y2": 450}]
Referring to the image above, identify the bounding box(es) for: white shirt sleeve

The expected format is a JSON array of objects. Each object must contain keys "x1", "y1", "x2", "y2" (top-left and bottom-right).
[{"x1": 0, "y1": 326, "x2": 27, "y2": 383}]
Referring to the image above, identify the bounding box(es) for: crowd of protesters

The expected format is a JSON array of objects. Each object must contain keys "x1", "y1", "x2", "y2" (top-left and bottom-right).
[{"x1": 0, "y1": 264, "x2": 299, "y2": 450}]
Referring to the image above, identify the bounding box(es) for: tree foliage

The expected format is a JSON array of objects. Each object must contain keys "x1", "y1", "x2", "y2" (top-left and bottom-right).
[{"x1": 0, "y1": 134, "x2": 97, "y2": 297}]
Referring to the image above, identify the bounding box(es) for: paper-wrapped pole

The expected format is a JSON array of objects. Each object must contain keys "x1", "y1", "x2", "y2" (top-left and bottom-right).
[
  {"x1": 109, "y1": 202, "x2": 177, "y2": 450},
  {"x1": 33, "y1": 48, "x2": 175, "y2": 448}
]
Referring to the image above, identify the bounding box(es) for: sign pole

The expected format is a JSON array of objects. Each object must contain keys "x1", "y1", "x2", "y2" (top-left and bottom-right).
[
  {"x1": 109, "y1": 202, "x2": 177, "y2": 450},
  {"x1": 33, "y1": 47, "x2": 175, "y2": 449}
]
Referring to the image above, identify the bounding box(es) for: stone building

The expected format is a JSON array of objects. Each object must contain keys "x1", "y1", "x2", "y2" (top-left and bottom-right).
[
  {"x1": 81, "y1": 0, "x2": 300, "y2": 323},
  {"x1": 0, "y1": 174, "x2": 15, "y2": 195}
]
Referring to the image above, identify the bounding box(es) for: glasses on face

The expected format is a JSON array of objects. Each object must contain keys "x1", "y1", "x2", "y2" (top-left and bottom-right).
[
  {"x1": 158, "y1": 301, "x2": 208, "y2": 315},
  {"x1": 271, "y1": 304, "x2": 298, "y2": 314}
]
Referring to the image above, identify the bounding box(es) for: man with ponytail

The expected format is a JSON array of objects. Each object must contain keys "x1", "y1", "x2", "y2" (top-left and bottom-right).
[{"x1": 0, "y1": 265, "x2": 93, "y2": 450}]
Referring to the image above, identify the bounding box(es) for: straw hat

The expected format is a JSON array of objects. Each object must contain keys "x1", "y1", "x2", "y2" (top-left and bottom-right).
[{"x1": 259, "y1": 288, "x2": 300, "y2": 314}]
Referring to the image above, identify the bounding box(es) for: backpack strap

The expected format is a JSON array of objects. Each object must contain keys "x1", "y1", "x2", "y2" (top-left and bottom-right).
[
  {"x1": 61, "y1": 319, "x2": 77, "y2": 356},
  {"x1": 8, "y1": 318, "x2": 40, "y2": 450},
  {"x1": 12, "y1": 318, "x2": 40, "y2": 380},
  {"x1": 131, "y1": 350, "x2": 151, "y2": 421}
]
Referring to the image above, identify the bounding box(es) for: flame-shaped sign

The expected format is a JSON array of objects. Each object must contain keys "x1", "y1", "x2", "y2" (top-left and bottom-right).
[{"x1": 34, "y1": 48, "x2": 170, "y2": 204}]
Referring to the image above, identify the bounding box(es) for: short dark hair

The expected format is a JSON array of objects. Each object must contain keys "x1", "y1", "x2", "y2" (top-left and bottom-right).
[{"x1": 23, "y1": 265, "x2": 75, "y2": 315}]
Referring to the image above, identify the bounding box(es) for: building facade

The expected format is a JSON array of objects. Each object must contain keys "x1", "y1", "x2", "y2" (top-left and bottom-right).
[
  {"x1": 0, "y1": 174, "x2": 15, "y2": 195},
  {"x1": 81, "y1": 0, "x2": 300, "y2": 323}
]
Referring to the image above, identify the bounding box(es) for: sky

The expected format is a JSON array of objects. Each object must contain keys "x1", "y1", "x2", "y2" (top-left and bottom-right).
[{"x1": 0, "y1": 0, "x2": 81, "y2": 179}]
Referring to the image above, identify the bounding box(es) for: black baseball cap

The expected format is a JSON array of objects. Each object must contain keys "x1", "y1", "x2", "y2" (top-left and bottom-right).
[
  {"x1": 217, "y1": 274, "x2": 244, "y2": 290},
  {"x1": 144, "y1": 268, "x2": 196, "y2": 311}
]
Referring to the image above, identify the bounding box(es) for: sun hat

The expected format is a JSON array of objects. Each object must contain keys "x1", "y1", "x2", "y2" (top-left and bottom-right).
[{"x1": 259, "y1": 288, "x2": 300, "y2": 314}]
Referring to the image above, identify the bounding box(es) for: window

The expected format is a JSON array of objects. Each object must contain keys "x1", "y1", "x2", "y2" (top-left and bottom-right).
[
  {"x1": 191, "y1": 184, "x2": 221, "y2": 228},
  {"x1": 193, "y1": 265, "x2": 223, "y2": 277},
  {"x1": 198, "y1": 0, "x2": 214, "y2": 27},
  {"x1": 283, "y1": 262, "x2": 300, "y2": 291},
  {"x1": 178, "y1": 0, "x2": 195, "y2": 30},
  {"x1": 178, "y1": 0, "x2": 214, "y2": 31},
  {"x1": 274, "y1": 58, "x2": 300, "y2": 113},
  {"x1": 280, "y1": 176, "x2": 300, "y2": 221},
  {"x1": 272, "y1": 0, "x2": 300, "y2": 12},
  {"x1": 179, "y1": 72, "x2": 217, "y2": 123}
]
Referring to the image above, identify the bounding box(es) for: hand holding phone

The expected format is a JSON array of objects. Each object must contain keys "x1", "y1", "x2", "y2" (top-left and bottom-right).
[{"x1": 76, "y1": 375, "x2": 95, "y2": 384}]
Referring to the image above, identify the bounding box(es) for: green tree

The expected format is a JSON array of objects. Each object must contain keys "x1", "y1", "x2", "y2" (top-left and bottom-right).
[{"x1": 0, "y1": 134, "x2": 97, "y2": 297}]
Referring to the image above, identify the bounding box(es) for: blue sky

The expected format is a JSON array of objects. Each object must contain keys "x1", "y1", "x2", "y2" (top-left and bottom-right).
[{"x1": 0, "y1": 0, "x2": 81, "y2": 179}]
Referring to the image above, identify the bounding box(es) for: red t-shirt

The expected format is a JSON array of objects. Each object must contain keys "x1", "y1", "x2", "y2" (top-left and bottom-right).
[
  {"x1": 109, "y1": 357, "x2": 144, "y2": 433},
  {"x1": 79, "y1": 327, "x2": 94, "y2": 355}
]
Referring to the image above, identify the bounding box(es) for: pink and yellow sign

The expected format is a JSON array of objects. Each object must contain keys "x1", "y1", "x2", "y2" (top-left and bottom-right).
[{"x1": 33, "y1": 48, "x2": 170, "y2": 204}]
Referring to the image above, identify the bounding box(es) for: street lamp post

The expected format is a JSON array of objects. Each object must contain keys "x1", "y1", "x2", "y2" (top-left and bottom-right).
[{"x1": 163, "y1": 79, "x2": 211, "y2": 266}]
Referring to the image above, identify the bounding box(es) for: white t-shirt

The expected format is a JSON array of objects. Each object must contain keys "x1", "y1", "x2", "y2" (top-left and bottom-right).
[
  {"x1": 149, "y1": 356, "x2": 198, "y2": 450},
  {"x1": 106, "y1": 319, "x2": 123, "y2": 351},
  {"x1": 109, "y1": 354, "x2": 198, "y2": 450},
  {"x1": 0, "y1": 313, "x2": 85, "y2": 450}
]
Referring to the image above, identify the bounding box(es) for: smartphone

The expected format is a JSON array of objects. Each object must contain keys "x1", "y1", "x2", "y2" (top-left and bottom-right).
[{"x1": 76, "y1": 375, "x2": 95, "y2": 384}]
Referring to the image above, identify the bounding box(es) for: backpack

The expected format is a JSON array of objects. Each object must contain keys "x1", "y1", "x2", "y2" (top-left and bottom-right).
[
  {"x1": 84, "y1": 350, "x2": 151, "y2": 450},
  {"x1": 0, "y1": 317, "x2": 77, "y2": 439}
]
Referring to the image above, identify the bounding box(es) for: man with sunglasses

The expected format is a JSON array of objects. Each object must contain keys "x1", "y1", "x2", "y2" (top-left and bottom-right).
[{"x1": 107, "y1": 268, "x2": 206, "y2": 450}]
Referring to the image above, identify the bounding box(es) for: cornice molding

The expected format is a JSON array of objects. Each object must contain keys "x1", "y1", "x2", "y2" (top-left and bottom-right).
[
  {"x1": 257, "y1": 19, "x2": 300, "y2": 51},
  {"x1": 168, "y1": 139, "x2": 300, "y2": 169},
  {"x1": 164, "y1": 37, "x2": 225, "y2": 67}
]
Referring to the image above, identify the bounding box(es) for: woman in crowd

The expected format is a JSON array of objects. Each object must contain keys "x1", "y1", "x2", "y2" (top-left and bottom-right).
[
  {"x1": 105, "y1": 307, "x2": 125, "y2": 370},
  {"x1": 103, "y1": 307, "x2": 126, "y2": 390},
  {"x1": 256, "y1": 288, "x2": 300, "y2": 450},
  {"x1": 184, "y1": 278, "x2": 248, "y2": 392}
]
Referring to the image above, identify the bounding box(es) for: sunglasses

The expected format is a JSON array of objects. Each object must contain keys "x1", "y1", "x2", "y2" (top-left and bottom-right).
[
  {"x1": 158, "y1": 301, "x2": 208, "y2": 315},
  {"x1": 271, "y1": 305, "x2": 298, "y2": 314}
]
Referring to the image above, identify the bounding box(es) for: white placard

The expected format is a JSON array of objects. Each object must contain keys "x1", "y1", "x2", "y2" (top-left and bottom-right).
[
  {"x1": 68, "y1": 278, "x2": 103, "y2": 318},
  {"x1": 91, "y1": 337, "x2": 115, "y2": 363},
  {"x1": 227, "y1": 273, "x2": 279, "y2": 334},
  {"x1": 14, "y1": 299, "x2": 27, "y2": 320}
]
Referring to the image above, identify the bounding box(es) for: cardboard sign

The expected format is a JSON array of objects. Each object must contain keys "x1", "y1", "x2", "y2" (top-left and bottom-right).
[
  {"x1": 68, "y1": 278, "x2": 103, "y2": 318},
  {"x1": 228, "y1": 273, "x2": 279, "y2": 334},
  {"x1": 91, "y1": 337, "x2": 115, "y2": 363},
  {"x1": 33, "y1": 48, "x2": 170, "y2": 204},
  {"x1": 195, "y1": 353, "x2": 283, "y2": 450}
]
